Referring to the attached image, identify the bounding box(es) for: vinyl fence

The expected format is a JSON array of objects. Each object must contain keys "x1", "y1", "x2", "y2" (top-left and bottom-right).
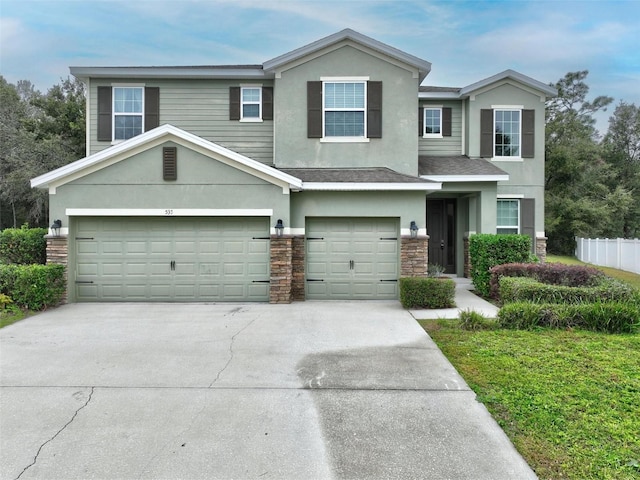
[{"x1": 575, "y1": 237, "x2": 640, "y2": 275}]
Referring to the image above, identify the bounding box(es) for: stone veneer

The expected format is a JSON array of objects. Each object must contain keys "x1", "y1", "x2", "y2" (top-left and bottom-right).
[
  {"x1": 46, "y1": 235, "x2": 69, "y2": 304},
  {"x1": 269, "y1": 235, "x2": 293, "y2": 304},
  {"x1": 536, "y1": 236, "x2": 548, "y2": 263},
  {"x1": 463, "y1": 236, "x2": 471, "y2": 278},
  {"x1": 400, "y1": 236, "x2": 428, "y2": 277},
  {"x1": 291, "y1": 236, "x2": 306, "y2": 301}
]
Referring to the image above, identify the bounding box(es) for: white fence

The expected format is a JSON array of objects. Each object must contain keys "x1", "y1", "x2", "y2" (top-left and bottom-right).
[{"x1": 575, "y1": 237, "x2": 640, "y2": 275}]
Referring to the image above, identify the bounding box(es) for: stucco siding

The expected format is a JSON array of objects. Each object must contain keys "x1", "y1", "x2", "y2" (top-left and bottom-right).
[
  {"x1": 418, "y1": 100, "x2": 463, "y2": 156},
  {"x1": 88, "y1": 79, "x2": 274, "y2": 163},
  {"x1": 273, "y1": 44, "x2": 420, "y2": 176}
]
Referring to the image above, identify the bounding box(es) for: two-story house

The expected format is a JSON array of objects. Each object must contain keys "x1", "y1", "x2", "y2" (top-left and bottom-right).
[{"x1": 31, "y1": 29, "x2": 556, "y2": 303}]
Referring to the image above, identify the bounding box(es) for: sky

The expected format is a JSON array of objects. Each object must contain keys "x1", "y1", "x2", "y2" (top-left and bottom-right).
[{"x1": 1, "y1": 0, "x2": 639, "y2": 133}]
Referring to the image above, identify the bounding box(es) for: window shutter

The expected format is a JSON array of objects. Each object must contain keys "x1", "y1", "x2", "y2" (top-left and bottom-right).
[
  {"x1": 442, "y1": 107, "x2": 452, "y2": 137},
  {"x1": 229, "y1": 87, "x2": 240, "y2": 120},
  {"x1": 480, "y1": 109, "x2": 494, "y2": 157},
  {"x1": 367, "y1": 81, "x2": 382, "y2": 138},
  {"x1": 521, "y1": 198, "x2": 535, "y2": 252},
  {"x1": 262, "y1": 87, "x2": 273, "y2": 120},
  {"x1": 307, "y1": 81, "x2": 322, "y2": 138},
  {"x1": 163, "y1": 147, "x2": 177, "y2": 181},
  {"x1": 145, "y1": 87, "x2": 160, "y2": 132},
  {"x1": 97, "y1": 86, "x2": 112, "y2": 142},
  {"x1": 522, "y1": 109, "x2": 535, "y2": 158},
  {"x1": 418, "y1": 107, "x2": 424, "y2": 136}
]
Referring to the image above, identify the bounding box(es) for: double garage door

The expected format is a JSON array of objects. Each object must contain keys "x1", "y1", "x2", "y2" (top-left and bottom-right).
[
  {"x1": 74, "y1": 217, "x2": 270, "y2": 302},
  {"x1": 305, "y1": 218, "x2": 399, "y2": 300}
]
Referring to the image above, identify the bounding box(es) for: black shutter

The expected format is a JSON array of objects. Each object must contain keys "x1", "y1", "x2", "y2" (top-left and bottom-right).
[
  {"x1": 163, "y1": 147, "x2": 177, "y2": 181},
  {"x1": 97, "y1": 86, "x2": 112, "y2": 142},
  {"x1": 418, "y1": 107, "x2": 424, "y2": 136},
  {"x1": 367, "y1": 81, "x2": 382, "y2": 138},
  {"x1": 480, "y1": 109, "x2": 494, "y2": 157},
  {"x1": 145, "y1": 87, "x2": 160, "y2": 132},
  {"x1": 522, "y1": 109, "x2": 535, "y2": 158},
  {"x1": 229, "y1": 87, "x2": 240, "y2": 120},
  {"x1": 442, "y1": 107, "x2": 452, "y2": 137},
  {"x1": 262, "y1": 87, "x2": 273, "y2": 120},
  {"x1": 521, "y1": 198, "x2": 535, "y2": 252},
  {"x1": 307, "y1": 81, "x2": 322, "y2": 138}
]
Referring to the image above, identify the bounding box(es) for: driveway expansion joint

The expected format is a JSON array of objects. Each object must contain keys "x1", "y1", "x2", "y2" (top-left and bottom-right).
[{"x1": 15, "y1": 387, "x2": 95, "y2": 480}]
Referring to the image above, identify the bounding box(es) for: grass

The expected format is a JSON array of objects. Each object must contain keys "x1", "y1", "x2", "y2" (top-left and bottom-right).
[
  {"x1": 421, "y1": 320, "x2": 640, "y2": 479},
  {"x1": 547, "y1": 254, "x2": 640, "y2": 290},
  {"x1": 0, "y1": 306, "x2": 28, "y2": 328}
]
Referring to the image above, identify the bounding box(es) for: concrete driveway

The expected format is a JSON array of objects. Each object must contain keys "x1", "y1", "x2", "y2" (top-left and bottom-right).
[{"x1": 0, "y1": 302, "x2": 535, "y2": 480}]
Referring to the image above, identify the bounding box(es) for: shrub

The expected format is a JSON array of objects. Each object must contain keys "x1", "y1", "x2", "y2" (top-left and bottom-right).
[
  {"x1": 498, "y1": 301, "x2": 640, "y2": 333},
  {"x1": 489, "y1": 262, "x2": 604, "y2": 299},
  {"x1": 498, "y1": 276, "x2": 637, "y2": 305},
  {"x1": 0, "y1": 225, "x2": 48, "y2": 265},
  {"x1": 0, "y1": 264, "x2": 65, "y2": 310},
  {"x1": 0, "y1": 293, "x2": 12, "y2": 309},
  {"x1": 459, "y1": 310, "x2": 495, "y2": 330},
  {"x1": 469, "y1": 234, "x2": 532, "y2": 297},
  {"x1": 399, "y1": 277, "x2": 455, "y2": 309}
]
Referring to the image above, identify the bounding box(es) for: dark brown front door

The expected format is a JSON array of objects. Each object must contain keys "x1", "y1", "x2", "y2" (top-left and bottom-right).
[{"x1": 426, "y1": 199, "x2": 456, "y2": 274}]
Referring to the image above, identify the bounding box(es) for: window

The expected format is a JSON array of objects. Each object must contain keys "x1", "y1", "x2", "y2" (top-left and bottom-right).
[
  {"x1": 494, "y1": 110, "x2": 520, "y2": 157},
  {"x1": 113, "y1": 87, "x2": 144, "y2": 141},
  {"x1": 323, "y1": 82, "x2": 366, "y2": 137},
  {"x1": 497, "y1": 199, "x2": 520, "y2": 234},
  {"x1": 423, "y1": 108, "x2": 442, "y2": 136},
  {"x1": 241, "y1": 87, "x2": 261, "y2": 120}
]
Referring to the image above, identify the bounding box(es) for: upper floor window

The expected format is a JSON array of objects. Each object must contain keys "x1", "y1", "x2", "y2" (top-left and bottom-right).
[
  {"x1": 497, "y1": 199, "x2": 520, "y2": 234},
  {"x1": 494, "y1": 109, "x2": 520, "y2": 157},
  {"x1": 423, "y1": 107, "x2": 442, "y2": 137},
  {"x1": 323, "y1": 82, "x2": 366, "y2": 137},
  {"x1": 241, "y1": 87, "x2": 261, "y2": 120},
  {"x1": 113, "y1": 87, "x2": 144, "y2": 141}
]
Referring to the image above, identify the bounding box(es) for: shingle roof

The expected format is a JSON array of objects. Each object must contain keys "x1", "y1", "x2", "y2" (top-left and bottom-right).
[
  {"x1": 419, "y1": 86, "x2": 461, "y2": 93},
  {"x1": 280, "y1": 167, "x2": 435, "y2": 184},
  {"x1": 418, "y1": 156, "x2": 508, "y2": 177}
]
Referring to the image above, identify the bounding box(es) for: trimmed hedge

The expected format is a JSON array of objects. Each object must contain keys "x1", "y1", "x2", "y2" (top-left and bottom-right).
[
  {"x1": 498, "y1": 276, "x2": 636, "y2": 305},
  {"x1": 0, "y1": 225, "x2": 47, "y2": 265},
  {"x1": 469, "y1": 234, "x2": 532, "y2": 297},
  {"x1": 498, "y1": 301, "x2": 640, "y2": 333},
  {"x1": 489, "y1": 262, "x2": 604, "y2": 299},
  {"x1": 0, "y1": 264, "x2": 65, "y2": 310},
  {"x1": 399, "y1": 277, "x2": 456, "y2": 309}
]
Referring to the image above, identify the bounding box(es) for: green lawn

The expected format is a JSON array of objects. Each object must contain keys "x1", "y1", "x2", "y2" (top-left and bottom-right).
[
  {"x1": 421, "y1": 321, "x2": 640, "y2": 479},
  {"x1": 547, "y1": 254, "x2": 640, "y2": 289},
  {"x1": 0, "y1": 307, "x2": 27, "y2": 328}
]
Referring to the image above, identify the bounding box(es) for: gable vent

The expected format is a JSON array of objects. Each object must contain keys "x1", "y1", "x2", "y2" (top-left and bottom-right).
[{"x1": 163, "y1": 147, "x2": 177, "y2": 181}]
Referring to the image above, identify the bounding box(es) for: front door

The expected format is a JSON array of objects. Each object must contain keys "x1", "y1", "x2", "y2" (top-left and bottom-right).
[{"x1": 426, "y1": 199, "x2": 456, "y2": 274}]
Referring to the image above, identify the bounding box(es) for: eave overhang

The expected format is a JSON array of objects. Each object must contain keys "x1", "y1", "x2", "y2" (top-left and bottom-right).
[{"x1": 70, "y1": 66, "x2": 269, "y2": 81}]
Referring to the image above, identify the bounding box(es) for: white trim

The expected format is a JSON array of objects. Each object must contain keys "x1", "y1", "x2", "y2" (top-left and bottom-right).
[
  {"x1": 85, "y1": 78, "x2": 91, "y2": 157},
  {"x1": 303, "y1": 182, "x2": 442, "y2": 191},
  {"x1": 461, "y1": 98, "x2": 466, "y2": 155},
  {"x1": 422, "y1": 106, "x2": 443, "y2": 138},
  {"x1": 320, "y1": 76, "x2": 369, "y2": 81},
  {"x1": 112, "y1": 86, "x2": 144, "y2": 142},
  {"x1": 66, "y1": 208, "x2": 274, "y2": 217},
  {"x1": 48, "y1": 227, "x2": 70, "y2": 236},
  {"x1": 401, "y1": 228, "x2": 427, "y2": 236},
  {"x1": 491, "y1": 104, "x2": 524, "y2": 109},
  {"x1": 497, "y1": 199, "x2": 520, "y2": 234},
  {"x1": 491, "y1": 157, "x2": 523, "y2": 163},
  {"x1": 110, "y1": 82, "x2": 145, "y2": 87},
  {"x1": 289, "y1": 228, "x2": 306, "y2": 235},
  {"x1": 497, "y1": 194, "x2": 524, "y2": 198},
  {"x1": 536, "y1": 231, "x2": 546, "y2": 238},
  {"x1": 240, "y1": 85, "x2": 262, "y2": 121},
  {"x1": 418, "y1": 92, "x2": 460, "y2": 99},
  {"x1": 421, "y1": 175, "x2": 509, "y2": 182},
  {"x1": 320, "y1": 137, "x2": 370, "y2": 143}
]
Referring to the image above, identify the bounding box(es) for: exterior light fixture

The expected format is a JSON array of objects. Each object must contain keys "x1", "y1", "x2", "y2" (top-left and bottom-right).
[
  {"x1": 275, "y1": 219, "x2": 284, "y2": 238},
  {"x1": 410, "y1": 221, "x2": 419, "y2": 238},
  {"x1": 51, "y1": 219, "x2": 62, "y2": 237}
]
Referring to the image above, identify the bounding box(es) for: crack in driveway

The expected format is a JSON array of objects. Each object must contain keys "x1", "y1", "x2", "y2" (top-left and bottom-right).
[
  {"x1": 15, "y1": 387, "x2": 95, "y2": 480},
  {"x1": 208, "y1": 315, "x2": 257, "y2": 388}
]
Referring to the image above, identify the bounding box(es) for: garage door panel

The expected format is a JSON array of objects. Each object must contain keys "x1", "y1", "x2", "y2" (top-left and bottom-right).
[
  {"x1": 74, "y1": 217, "x2": 269, "y2": 302},
  {"x1": 306, "y1": 218, "x2": 399, "y2": 300}
]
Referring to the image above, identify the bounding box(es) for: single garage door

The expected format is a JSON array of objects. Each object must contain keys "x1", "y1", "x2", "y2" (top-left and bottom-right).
[
  {"x1": 305, "y1": 218, "x2": 399, "y2": 300},
  {"x1": 73, "y1": 217, "x2": 270, "y2": 302}
]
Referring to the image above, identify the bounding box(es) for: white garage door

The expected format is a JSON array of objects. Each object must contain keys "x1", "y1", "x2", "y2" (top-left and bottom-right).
[
  {"x1": 73, "y1": 217, "x2": 270, "y2": 302},
  {"x1": 305, "y1": 218, "x2": 399, "y2": 299}
]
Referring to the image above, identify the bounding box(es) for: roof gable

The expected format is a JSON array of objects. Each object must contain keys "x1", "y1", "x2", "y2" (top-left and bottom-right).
[
  {"x1": 460, "y1": 69, "x2": 557, "y2": 98},
  {"x1": 31, "y1": 125, "x2": 302, "y2": 193},
  {"x1": 263, "y1": 29, "x2": 431, "y2": 82}
]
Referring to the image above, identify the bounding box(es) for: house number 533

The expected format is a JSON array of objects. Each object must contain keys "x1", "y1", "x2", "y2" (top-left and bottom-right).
[{"x1": 164, "y1": 209, "x2": 174, "y2": 215}]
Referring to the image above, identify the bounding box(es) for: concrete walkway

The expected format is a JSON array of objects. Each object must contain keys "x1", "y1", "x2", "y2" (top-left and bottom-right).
[
  {"x1": 1, "y1": 301, "x2": 532, "y2": 479},
  {"x1": 411, "y1": 277, "x2": 500, "y2": 320}
]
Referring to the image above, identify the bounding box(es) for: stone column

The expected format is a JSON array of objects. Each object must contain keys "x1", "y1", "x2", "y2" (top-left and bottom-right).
[
  {"x1": 463, "y1": 236, "x2": 471, "y2": 278},
  {"x1": 269, "y1": 235, "x2": 293, "y2": 304},
  {"x1": 291, "y1": 236, "x2": 305, "y2": 301},
  {"x1": 46, "y1": 235, "x2": 68, "y2": 304},
  {"x1": 536, "y1": 236, "x2": 548, "y2": 263},
  {"x1": 400, "y1": 236, "x2": 428, "y2": 277}
]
